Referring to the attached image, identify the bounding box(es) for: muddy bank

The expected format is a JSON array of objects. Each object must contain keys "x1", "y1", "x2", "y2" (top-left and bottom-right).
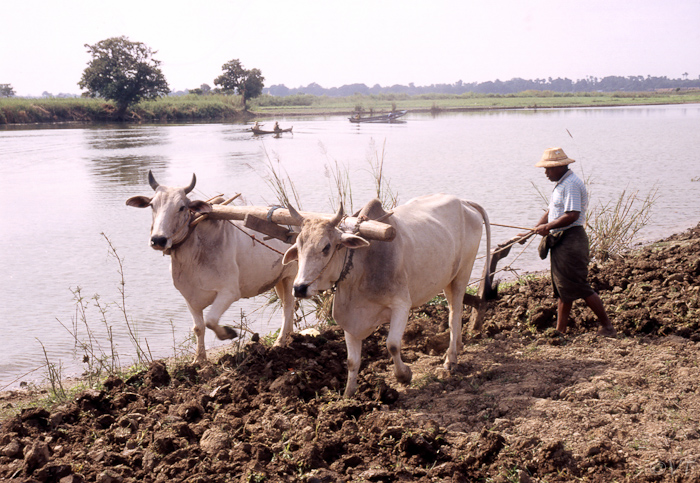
[{"x1": 2, "y1": 224, "x2": 700, "y2": 482}]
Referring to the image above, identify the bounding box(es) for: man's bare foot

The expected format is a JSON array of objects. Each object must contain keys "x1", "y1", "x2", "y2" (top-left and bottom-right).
[{"x1": 597, "y1": 326, "x2": 617, "y2": 338}]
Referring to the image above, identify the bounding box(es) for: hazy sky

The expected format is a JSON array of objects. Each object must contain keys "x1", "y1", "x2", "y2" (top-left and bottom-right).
[{"x1": 3, "y1": 0, "x2": 699, "y2": 97}]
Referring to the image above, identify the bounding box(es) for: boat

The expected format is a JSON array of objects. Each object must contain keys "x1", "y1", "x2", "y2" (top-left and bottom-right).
[
  {"x1": 348, "y1": 110, "x2": 407, "y2": 123},
  {"x1": 251, "y1": 125, "x2": 293, "y2": 135}
]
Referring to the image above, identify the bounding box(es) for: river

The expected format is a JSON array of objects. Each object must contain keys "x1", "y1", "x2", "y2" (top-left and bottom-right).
[{"x1": 1, "y1": 104, "x2": 699, "y2": 390}]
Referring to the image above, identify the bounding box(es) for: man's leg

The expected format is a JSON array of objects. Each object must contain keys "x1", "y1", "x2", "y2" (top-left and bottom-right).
[
  {"x1": 584, "y1": 293, "x2": 616, "y2": 336},
  {"x1": 556, "y1": 298, "x2": 573, "y2": 333}
]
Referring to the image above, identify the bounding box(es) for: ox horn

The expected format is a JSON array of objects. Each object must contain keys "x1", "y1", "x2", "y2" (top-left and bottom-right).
[
  {"x1": 287, "y1": 204, "x2": 305, "y2": 224},
  {"x1": 148, "y1": 170, "x2": 159, "y2": 191},
  {"x1": 184, "y1": 173, "x2": 196, "y2": 194},
  {"x1": 330, "y1": 204, "x2": 344, "y2": 226}
]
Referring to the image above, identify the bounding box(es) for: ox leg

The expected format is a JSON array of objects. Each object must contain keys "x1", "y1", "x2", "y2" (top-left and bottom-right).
[
  {"x1": 204, "y1": 293, "x2": 239, "y2": 341},
  {"x1": 273, "y1": 277, "x2": 295, "y2": 347},
  {"x1": 443, "y1": 279, "x2": 468, "y2": 369},
  {"x1": 386, "y1": 306, "x2": 412, "y2": 386},
  {"x1": 186, "y1": 304, "x2": 208, "y2": 364},
  {"x1": 344, "y1": 331, "x2": 363, "y2": 398}
]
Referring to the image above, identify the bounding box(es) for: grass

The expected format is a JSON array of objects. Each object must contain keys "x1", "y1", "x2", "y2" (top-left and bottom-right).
[
  {"x1": 0, "y1": 97, "x2": 110, "y2": 124},
  {"x1": 587, "y1": 187, "x2": 658, "y2": 261},
  {"x1": 249, "y1": 90, "x2": 700, "y2": 115},
  {"x1": 3, "y1": 90, "x2": 700, "y2": 124},
  {"x1": 0, "y1": 94, "x2": 246, "y2": 124}
]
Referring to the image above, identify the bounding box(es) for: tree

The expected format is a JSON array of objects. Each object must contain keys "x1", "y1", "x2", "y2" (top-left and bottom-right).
[
  {"x1": 79, "y1": 36, "x2": 169, "y2": 118},
  {"x1": 0, "y1": 84, "x2": 15, "y2": 97},
  {"x1": 214, "y1": 59, "x2": 264, "y2": 109}
]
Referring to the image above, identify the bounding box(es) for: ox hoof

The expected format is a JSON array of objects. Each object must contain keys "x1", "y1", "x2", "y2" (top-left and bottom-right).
[
  {"x1": 396, "y1": 366, "x2": 413, "y2": 386},
  {"x1": 219, "y1": 326, "x2": 238, "y2": 340},
  {"x1": 443, "y1": 360, "x2": 457, "y2": 372}
]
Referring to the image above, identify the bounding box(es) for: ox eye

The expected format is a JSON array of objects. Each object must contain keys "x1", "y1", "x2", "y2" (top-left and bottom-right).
[
  {"x1": 322, "y1": 243, "x2": 331, "y2": 255},
  {"x1": 179, "y1": 206, "x2": 186, "y2": 212}
]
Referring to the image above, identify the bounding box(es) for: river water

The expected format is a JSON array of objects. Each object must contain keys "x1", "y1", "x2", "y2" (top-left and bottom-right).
[{"x1": 1, "y1": 104, "x2": 699, "y2": 390}]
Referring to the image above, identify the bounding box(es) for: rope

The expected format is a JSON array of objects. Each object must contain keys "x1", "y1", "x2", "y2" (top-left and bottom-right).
[
  {"x1": 228, "y1": 220, "x2": 286, "y2": 255},
  {"x1": 266, "y1": 205, "x2": 282, "y2": 222},
  {"x1": 467, "y1": 230, "x2": 537, "y2": 287},
  {"x1": 491, "y1": 222, "x2": 535, "y2": 231},
  {"x1": 489, "y1": 233, "x2": 537, "y2": 280}
]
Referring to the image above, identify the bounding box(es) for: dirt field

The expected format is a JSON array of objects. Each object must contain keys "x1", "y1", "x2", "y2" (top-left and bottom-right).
[{"x1": 2, "y1": 224, "x2": 700, "y2": 482}]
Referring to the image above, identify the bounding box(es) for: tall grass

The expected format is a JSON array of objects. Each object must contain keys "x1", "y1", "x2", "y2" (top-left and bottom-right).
[
  {"x1": 260, "y1": 139, "x2": 399, "y2": 325},
  {"x1": 365, "y1": 138, "x2": 399, "y2": 209},
  {"x1": 44, "y1": 234, "x2": 156, "y2": 399},
  {"x1": 135, "y1": 94, "x2": 243, "y2": 120},
  {"x1": 587, "y1": 187, "x2": 658, "y2": 260},
  {"x1": 0, "y1": 95, "x2": 247, "y2": 124},
  {"x1": 0, "y1": 97, "x2": 109, "y2": 124}
]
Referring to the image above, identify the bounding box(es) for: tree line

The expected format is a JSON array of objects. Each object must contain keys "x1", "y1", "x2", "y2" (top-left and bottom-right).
[{"x1": 266, "y1": 75, "x2": 700, "y2": 98}]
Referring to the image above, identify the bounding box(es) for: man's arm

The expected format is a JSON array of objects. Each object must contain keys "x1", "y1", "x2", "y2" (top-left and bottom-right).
[{"x1": 534, "y1": 211, "x2": 579, "y2": 236}]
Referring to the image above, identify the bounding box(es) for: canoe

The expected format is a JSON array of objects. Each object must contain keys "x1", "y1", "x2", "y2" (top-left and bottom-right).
[
  {"x1": 348, "y1": 110, "x2": 407, "y2": 123},
  {"x1": 251, "y1": 126, "x2": 293, "y2": 135}
]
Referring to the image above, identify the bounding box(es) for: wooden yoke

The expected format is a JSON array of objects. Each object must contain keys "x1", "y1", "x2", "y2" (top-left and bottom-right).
[{"x1": 207, "y1": 204, "x2": 396, "y2": 242}]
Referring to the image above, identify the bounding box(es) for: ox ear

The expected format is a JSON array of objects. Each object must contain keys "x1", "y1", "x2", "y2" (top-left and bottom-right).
[
  {"x1": 282, "y1": 244, "x2": 299, "y2": 265},
  {"x1": 339, "y1": 233, "x2": 370, "y2": 249},
  {"x1": 126, "y1": 195, "x2": 152, "y2": 208},
  {"x1": 188, "y1": 200, "x2": 213, "y2": 214}
]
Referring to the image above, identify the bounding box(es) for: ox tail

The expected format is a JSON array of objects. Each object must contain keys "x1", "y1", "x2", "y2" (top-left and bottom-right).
[
  {"x1": 466, "y1": 201, "x2": 495, "y2": 301},
  {"x1": 463, "y1": 200, "x2": 494, "y2": 333}
]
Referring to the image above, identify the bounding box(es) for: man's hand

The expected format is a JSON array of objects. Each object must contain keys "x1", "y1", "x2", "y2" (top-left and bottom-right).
[{"x1": 534, "y1": 224, "x2": 550, "y2": 237}]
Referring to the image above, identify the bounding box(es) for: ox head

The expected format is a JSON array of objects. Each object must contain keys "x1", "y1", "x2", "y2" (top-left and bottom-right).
[
  {"x1": 282, "y1": 204, "x2": 370, "y2": 298},
  {"x1": 126, "y1": 170, "x2": 212, "y2": 251}
]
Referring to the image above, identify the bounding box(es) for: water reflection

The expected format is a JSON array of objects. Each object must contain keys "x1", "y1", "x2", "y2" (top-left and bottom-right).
[
  {"x1": 83, "y1": 125, "x2": 170, "y2": 150},
  {"x1": 88, "y1": 154, "x2": 170, "y2": 186}
]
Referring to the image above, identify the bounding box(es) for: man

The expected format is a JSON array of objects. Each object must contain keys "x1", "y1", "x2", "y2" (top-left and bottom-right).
[{"x1": 532, "y1": 147, "x2": 616, "y2": 337}]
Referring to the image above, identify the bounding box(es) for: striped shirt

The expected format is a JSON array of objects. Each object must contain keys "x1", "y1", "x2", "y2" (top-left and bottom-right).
[{"x1": 548, "y1": 169, "x2": 587, "y2": 233}]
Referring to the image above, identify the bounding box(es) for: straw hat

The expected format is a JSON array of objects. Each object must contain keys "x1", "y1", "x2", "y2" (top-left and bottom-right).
[{"x1": 535, "y1": 147, "x2": 575, "y2": 168}]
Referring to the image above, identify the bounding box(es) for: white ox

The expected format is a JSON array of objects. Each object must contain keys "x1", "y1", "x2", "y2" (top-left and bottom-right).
[
  {"x1": 282, "y1": 194, "x2": 492, "y2": 397},
  {"x1": 126, "y1": 171, "x2": 297, "y2": 363}
]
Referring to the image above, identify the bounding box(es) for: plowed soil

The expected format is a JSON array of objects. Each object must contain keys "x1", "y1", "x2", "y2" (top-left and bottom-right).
[{"x1": 3, "y1": 225, "x2": 700, "y2": 482}]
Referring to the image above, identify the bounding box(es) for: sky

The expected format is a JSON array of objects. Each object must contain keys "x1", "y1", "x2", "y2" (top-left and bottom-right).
[{"x1": 2, "y1": 0, "x2": 699, "y2": 97}]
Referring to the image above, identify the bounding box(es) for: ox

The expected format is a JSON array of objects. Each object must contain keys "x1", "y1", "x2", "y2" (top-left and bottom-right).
[
  {"x1": 282, "y1": 194, "x2": 491, "y2": 397},
  {"x1": 126, "y1": 171, "x2": 297, "y2": 363}
]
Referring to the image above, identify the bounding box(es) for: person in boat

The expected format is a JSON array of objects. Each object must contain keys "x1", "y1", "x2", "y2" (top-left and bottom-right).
[
  {"x1": 253, "y1": 121, "x2": 261, "y2": 130},
  {"x1": 527, "y1": 147, "x2": 616, "y2": 338},
  {"x1": 274, "y1": 122, "x2": 280, "y2": 132}
]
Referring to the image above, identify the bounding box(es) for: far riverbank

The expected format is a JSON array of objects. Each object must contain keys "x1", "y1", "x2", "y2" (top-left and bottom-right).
[{"x1": 2, "y1": 91, "x2": 700, "y2": 125}]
